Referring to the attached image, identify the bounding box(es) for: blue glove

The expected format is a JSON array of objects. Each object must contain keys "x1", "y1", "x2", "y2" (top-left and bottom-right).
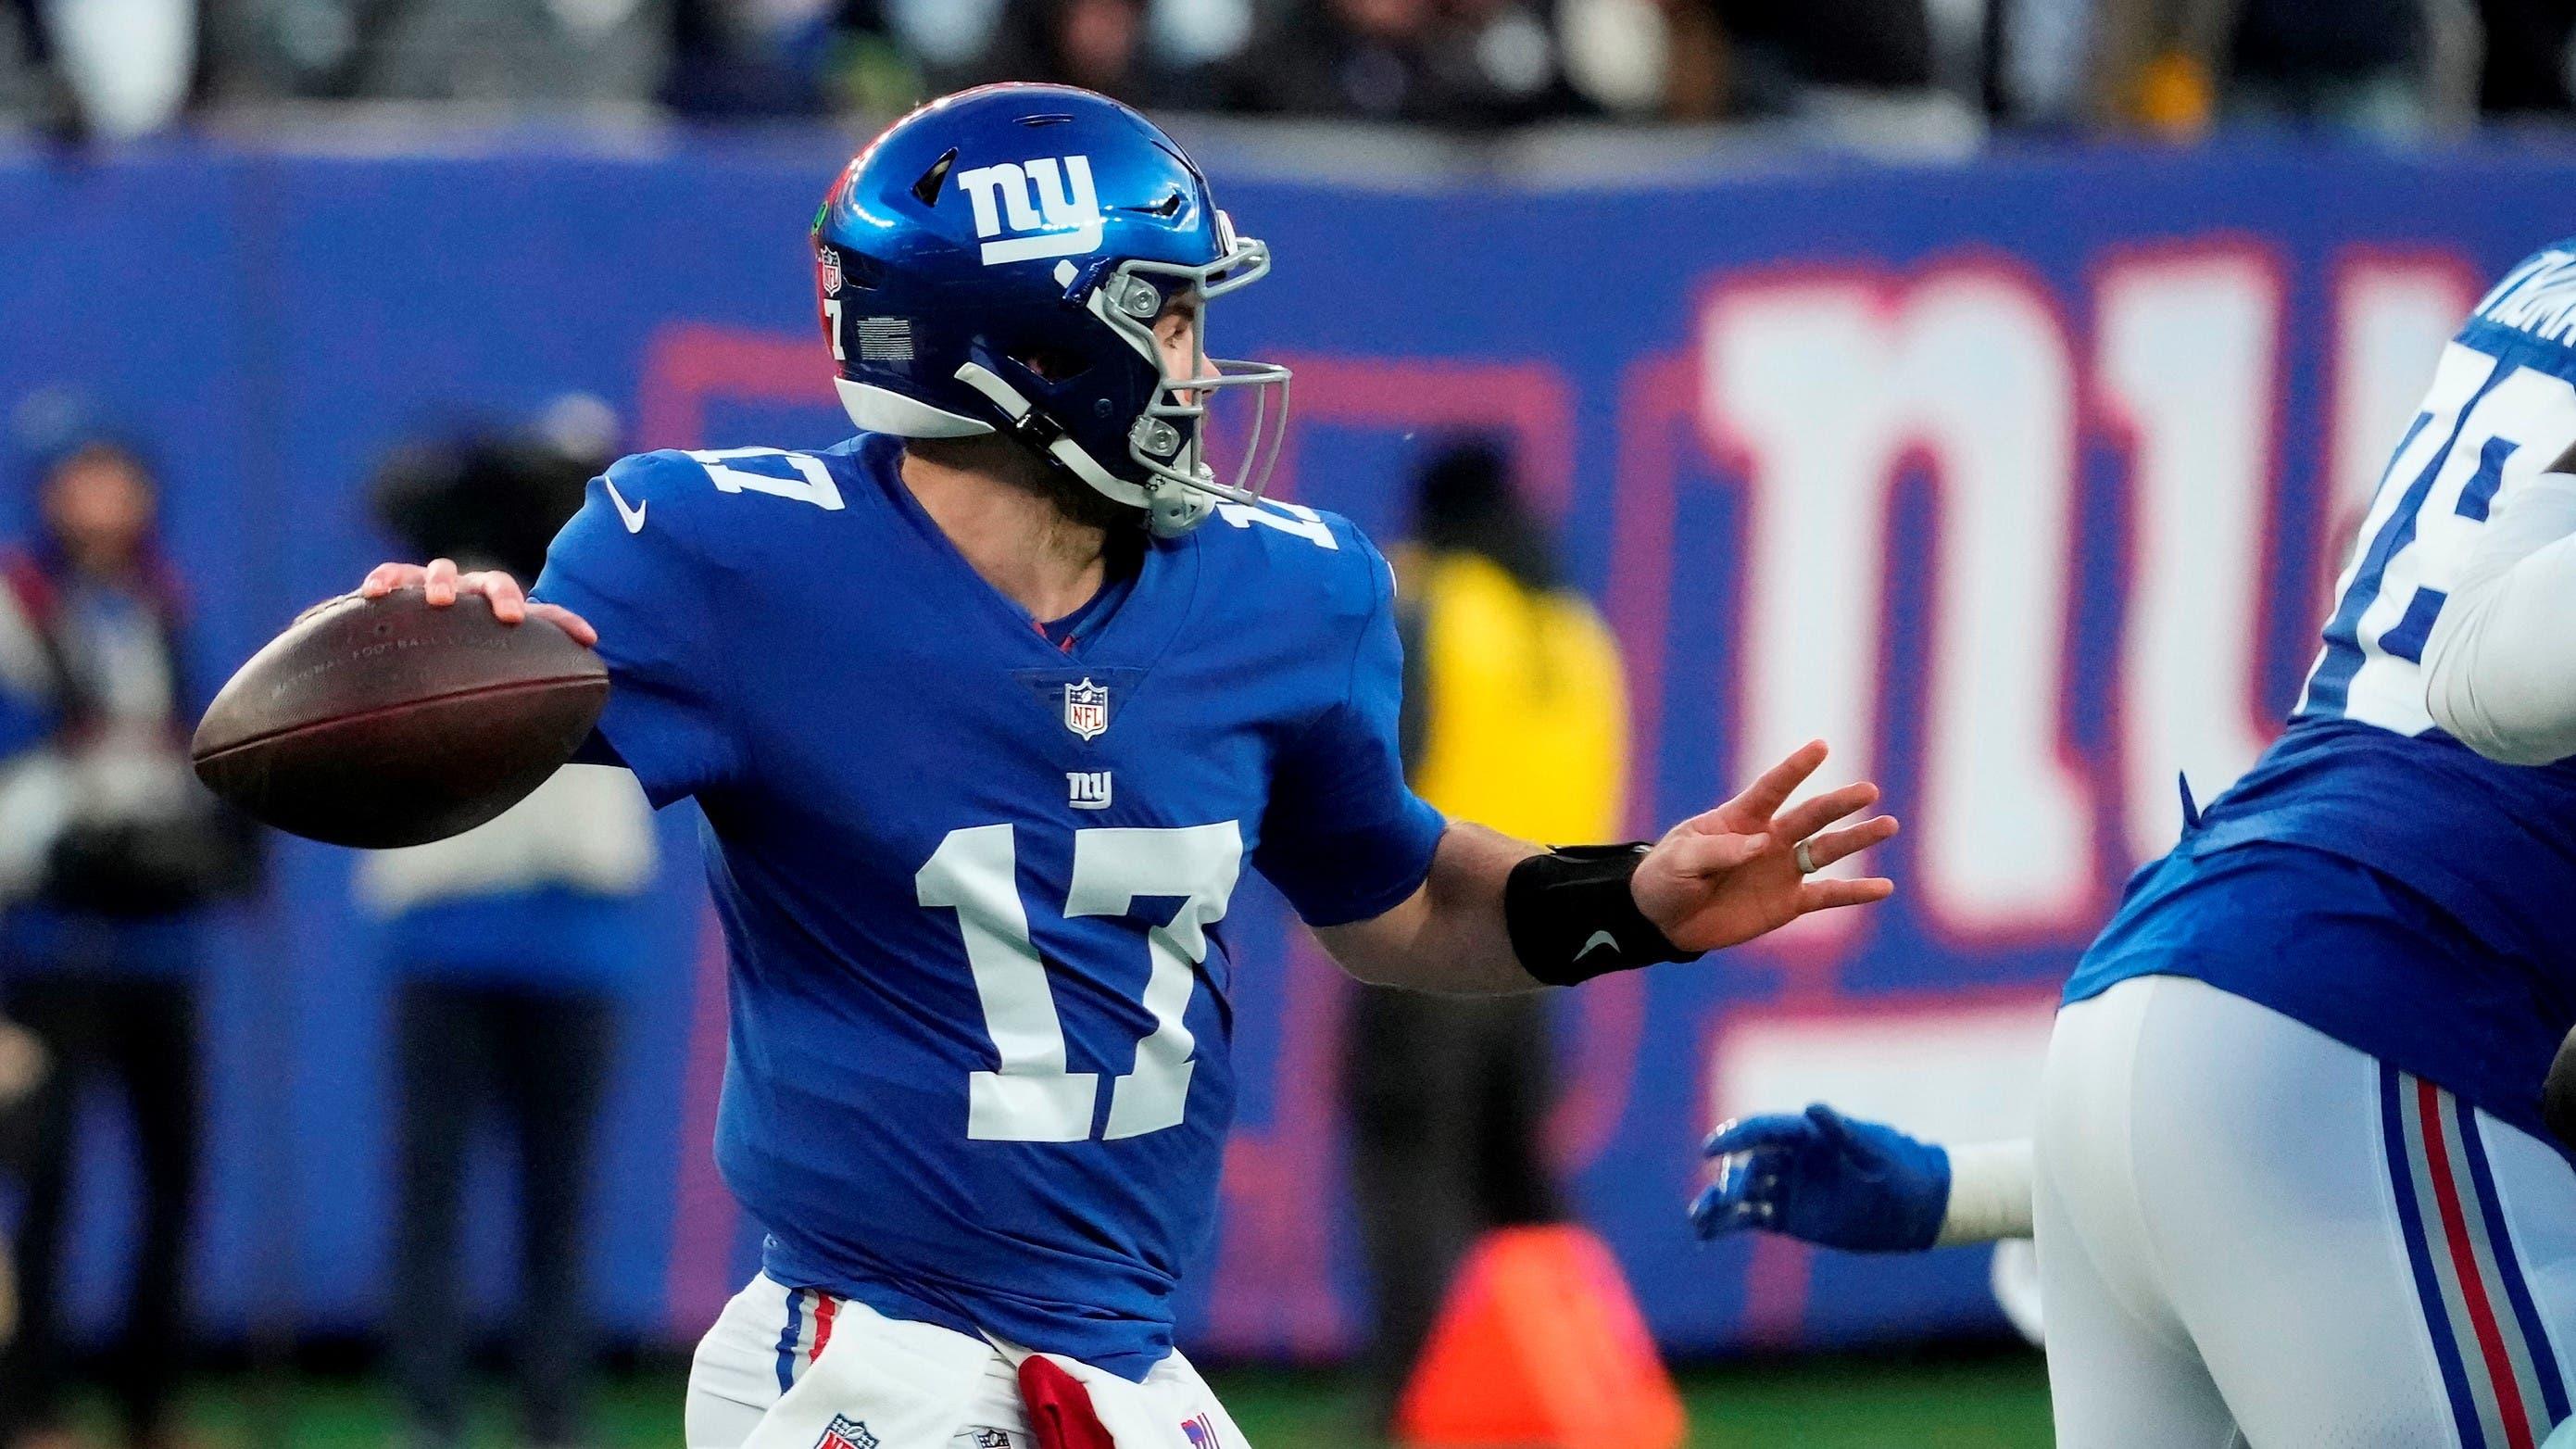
[{"x1": 1689, "y1": 1102, "x2": 1952, "y2": 1253}]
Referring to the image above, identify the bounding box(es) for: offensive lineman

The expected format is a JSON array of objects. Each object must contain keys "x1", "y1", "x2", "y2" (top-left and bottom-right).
[
  {"x1": 1695, "y1": 241, "x2": 2576, "y2": 1447},
  {"x1": 329, "y1": 87, "x2": 1900, "y2": 1448}
]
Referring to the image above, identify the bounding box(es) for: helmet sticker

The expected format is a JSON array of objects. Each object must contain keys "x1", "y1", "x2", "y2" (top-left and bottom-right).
[
  {"x1": 956, "y1": 156, "x2": 1104, "y2": 266},
  {"x1": 856, "y1": 316, "x2": 914, "y2": 362}
]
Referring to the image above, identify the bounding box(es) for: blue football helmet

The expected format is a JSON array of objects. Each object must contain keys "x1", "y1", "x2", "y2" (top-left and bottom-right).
[{"x1": 811, "y1": 84, "x2": 1290, "y2": 536}]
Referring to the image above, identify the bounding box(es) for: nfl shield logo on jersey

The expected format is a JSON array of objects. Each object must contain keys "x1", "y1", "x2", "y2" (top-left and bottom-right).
[
  {"x1": 1063, "y1": 677, "x2": 1110, "y2": 740},
  {"x1": 814, "y1": 1416, "x2": 877, "y2": 1449}
]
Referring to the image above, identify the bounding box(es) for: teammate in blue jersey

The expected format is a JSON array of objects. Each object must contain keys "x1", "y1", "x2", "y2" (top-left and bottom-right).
[
  {"x1": 333, "y1": 87, "x2": 1899, "y2": 1448},
  {"x1": 1693, "y1": 243, "x2": 2576, "y2": 1448}
]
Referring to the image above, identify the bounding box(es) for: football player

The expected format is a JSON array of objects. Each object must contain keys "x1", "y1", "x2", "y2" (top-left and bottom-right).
[
  {"x1": 1693, "y1": 241, "x2": 2576, "y2": 1447},
  {"x1": 327, "y1": 86, "x2": 1899, "y2": 1448}
]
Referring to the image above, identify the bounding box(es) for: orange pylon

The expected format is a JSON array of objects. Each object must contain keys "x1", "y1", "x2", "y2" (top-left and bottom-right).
[{"x1": 1393, "y1": 1226, "x2": 1688, "y2": 1449}]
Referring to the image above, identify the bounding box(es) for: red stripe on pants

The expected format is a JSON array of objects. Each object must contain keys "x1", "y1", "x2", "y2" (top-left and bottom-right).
[
  {"x1": 811, "y1": 1293, "x2": 838, "y2": 1364},
  {"x1": 2419, "y1": 1078, "x2": 2535, "y2": 1449}
]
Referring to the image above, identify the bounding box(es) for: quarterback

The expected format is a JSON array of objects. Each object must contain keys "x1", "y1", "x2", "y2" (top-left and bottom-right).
[
  {"x1": 333, "y1": 86, "x2": 1897, "y2": 1448},
  {"x1": 1699, "y1": 242, "x2": 2576, "y2": 1447}
]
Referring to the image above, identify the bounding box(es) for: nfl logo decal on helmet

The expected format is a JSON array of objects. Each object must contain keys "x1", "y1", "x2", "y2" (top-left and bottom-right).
[
  {"x1": 814, "y1": 1416, "x2": 878, "y2": 1449},
  {"x1": 1064, "y1": 677, "x2": 1109, "y2": 740},
  {"x1": 810, "y1": 83, "x2": 1290, "y2": 537}
]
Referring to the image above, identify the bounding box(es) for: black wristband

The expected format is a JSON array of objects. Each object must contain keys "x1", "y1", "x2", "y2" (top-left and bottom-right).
[{"x1": 1503, "y1": 843, "x2": 1703, "y2": 987}]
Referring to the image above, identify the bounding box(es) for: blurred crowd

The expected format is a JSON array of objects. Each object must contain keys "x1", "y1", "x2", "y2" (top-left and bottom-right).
[
  {"x1": 4, "y1": 0, "x2": 2574, "y2": 145},
  {"x1": 0, "y1": 394, "x2": 658, "y2": 1449}
]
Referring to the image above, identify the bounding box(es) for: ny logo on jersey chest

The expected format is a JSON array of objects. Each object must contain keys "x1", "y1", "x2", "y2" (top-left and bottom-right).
[{"x1": 1068, "y1": 771, "x2": 1112, "y2": 810}]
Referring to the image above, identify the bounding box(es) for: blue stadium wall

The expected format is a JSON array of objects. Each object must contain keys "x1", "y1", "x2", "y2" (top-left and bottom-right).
[{"x1": 0, "y1": 132, "x2": 2564, "y2": 1357}]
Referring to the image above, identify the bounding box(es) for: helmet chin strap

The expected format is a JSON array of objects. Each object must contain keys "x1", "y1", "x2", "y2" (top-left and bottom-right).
[{"x1": 952, "y1": 361, "x2": 1213, "y2": 537}]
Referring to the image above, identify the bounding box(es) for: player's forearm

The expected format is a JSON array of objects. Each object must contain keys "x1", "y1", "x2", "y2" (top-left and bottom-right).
[
  {"x1": 1936, "y1": 1138, "x2": 2038, "y2": 1245},
  {"x1": 2425, "y1": 468, "x2": 2576, "y2": 766},
  {"x1": 1313, "y1": 822, "x2": 1548, "y2": 996}
]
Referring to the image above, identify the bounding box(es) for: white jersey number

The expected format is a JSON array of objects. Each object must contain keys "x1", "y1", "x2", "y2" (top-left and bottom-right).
[
  {"x1": 685, "y1": 448, "x2": 846, "y2": 510},
  {"x1": 1215, "y1": 500, "x2": 1337, "y2": 549},
  {"x1": 915, "y1": 822, "x2": 1242, "y2": 1142},
  {"x1": 2303, "y1": 343, "x2": 2576, "y2": 734}
]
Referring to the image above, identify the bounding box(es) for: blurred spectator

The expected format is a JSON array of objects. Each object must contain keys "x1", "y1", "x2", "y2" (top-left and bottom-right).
[
  {"x1": 2227, "y1": 0, "x2": 2429, "y2": 129},
  {"x1": 893, "y1": 0, "x2": 1254, "y2": 87},
  {"x1": 1557, "y1": 0, "x2": 1670, "y2": 115},
  {"x1": 2078, "y1": 0, "x2": 2437, "y2": 133},
  {"x1": 663, "y1": 0, "x2": 921, "y2": 119},
  {"x1": 2, "y1": 0, "x2": 82, "y2": 140},
  {"x1": 2476, "y1": 0, "x2": 2576, "y2": 117},
  {"x1": 1678, "y1": 0, "x2": 1938, "y2": 117},
  {"x1": 962, "y1": 0, "x2": 1217, "y2": 108},
  {"x1": 0, "y1": 405, "x2": 255, "y2": 1449},
  {"x1": 1342, "y1": 438, "x2": 1627, "y2": 1434},
  {"x1": 233, "y1": 0, "x2": 668, "y2": 106},
  {"x1": 5, "y1": 0, "x2": 200, "y2": 140},
  {"x1": 360, "y1": 397, "x2": 657, "y2": 1449},
  {"x1": 1231, "y1": 0, "x2": 1592, "y2": 128}
]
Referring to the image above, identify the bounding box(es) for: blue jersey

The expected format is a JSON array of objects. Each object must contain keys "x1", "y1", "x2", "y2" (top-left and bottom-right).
[
  {"x1": 532, "y1": 435, "x2": 1445, "y2": 1376},
  {"x1": 2068, "y1": 241, "x2": 2576, "y2": 1144}
]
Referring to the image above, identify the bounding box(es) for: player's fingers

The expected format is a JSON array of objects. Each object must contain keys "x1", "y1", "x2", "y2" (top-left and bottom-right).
[
  {"x1": 1689, "y1": 1181, "x2": 1768, "y2": 1240},
  {"x1": 1687, "y1": 1181, "x2": 1737, "y2": 1238},
  {"x1": 1795, "y1": 876, "x2": 1896, "y2": 914},
  {"x1": 464, "y1": 571, "x2": 527, "y2": 624},
  {"x1": 1804, "y1": 1102, "x2": 1861, "y2": 1155},
  {"x1": 1664, "y1": 830, "x2": 1767, "y2": 878},
  {"x1": 1798, "y1": 816, "x2": 1900, "y2": 872},
  {"x1": 1690, "y1": 1158, "x2": 1787, "y2": 1238},
  {"x1": 421, "y1": 557, "x2": 460, "y2": 607},
  {"x1": 1772, "y1": 781, "x2": 1881, "y2": 846},
  {"x1": 359, "y1": 561, "x2": 422, "y2": 598},
  {"x1": 1703, "y1": 1115, "x2": 1815, "y2": 1159},
  {"x1": 1719, "y1": 738, "x2": 1828, "y2": 825},
  {"x1": 527, "y1": 602, "x2": 599, "y2": 648}
]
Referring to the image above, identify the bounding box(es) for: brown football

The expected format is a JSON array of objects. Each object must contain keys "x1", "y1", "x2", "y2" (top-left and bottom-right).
[{"x1": 192, "y1": 586, "x2": 609, "y2": 849}]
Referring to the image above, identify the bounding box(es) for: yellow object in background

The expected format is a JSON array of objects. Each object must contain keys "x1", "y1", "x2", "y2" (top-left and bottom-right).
[
  {"x1": 2136, "y1": 51, "x2": 2215, "y2": 135},
  {"x1": 1404, "y1": 549, "x2": 1628, "y2": 845}
]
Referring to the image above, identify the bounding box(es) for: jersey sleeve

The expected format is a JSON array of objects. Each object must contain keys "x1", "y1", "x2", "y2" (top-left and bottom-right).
[
  {"x1": 1254, "y1": 530, "x2": 1448, "y2": 926},
  {"x1": 531, "y1": 451, "x2": 741, "y2": 806},
  {"x1": 2423, "y1": 465, "x2": 2576, "y2": 765}
]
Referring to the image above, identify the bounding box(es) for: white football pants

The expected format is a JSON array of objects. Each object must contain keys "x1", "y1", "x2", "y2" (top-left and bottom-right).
[
  {"x1": 2037, "y1": 975, "x2": 2576, "y2": 1448},
  {"x1": 685, "y1": 1273, "x2": 1253, "y2": 1449}
]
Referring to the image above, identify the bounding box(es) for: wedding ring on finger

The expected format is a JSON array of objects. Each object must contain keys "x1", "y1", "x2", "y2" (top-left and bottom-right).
[{"x1": 1794, "y1": 840, "x2": 1819, "y2": 876}]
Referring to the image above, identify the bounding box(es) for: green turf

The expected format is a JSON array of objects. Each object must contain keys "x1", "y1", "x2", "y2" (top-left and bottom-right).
[{"x1": 79, "y1": 1356, "x2": 2053, "y2": 1448}]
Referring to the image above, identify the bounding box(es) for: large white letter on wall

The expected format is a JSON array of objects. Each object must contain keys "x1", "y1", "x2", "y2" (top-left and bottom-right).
[
  {"x1": 2096, "y1": 247, "x2": 2284, "y2": 859},
  {"x1": 1700, "y1": 262, "x2": 2092, "y2": 940}
]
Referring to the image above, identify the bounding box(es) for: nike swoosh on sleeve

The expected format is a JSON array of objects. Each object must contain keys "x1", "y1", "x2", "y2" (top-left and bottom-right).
[
  {"x1": 605, "y1": 478, "x2": 648, "y2": 534},
  {"x1": 1576, "y1": 930, "x2": 1619, "y2": 961}
]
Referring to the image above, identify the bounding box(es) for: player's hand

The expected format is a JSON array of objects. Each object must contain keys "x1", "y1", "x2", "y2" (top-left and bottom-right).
[
  {"x1": 1690, "y1": 1104, "x2": 1951, "y2": 1253},
  {"x1": 357, "y1": 559, "x2": 597, "y2": 647},
  {"x1": 1631, "y1": 739, "x2": 1895, "y2": 952}
]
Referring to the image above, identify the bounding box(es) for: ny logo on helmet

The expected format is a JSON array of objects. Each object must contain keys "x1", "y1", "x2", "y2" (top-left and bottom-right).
[{"x1": 956, "y1": 156, "x2": 1103, "y2": 267}]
